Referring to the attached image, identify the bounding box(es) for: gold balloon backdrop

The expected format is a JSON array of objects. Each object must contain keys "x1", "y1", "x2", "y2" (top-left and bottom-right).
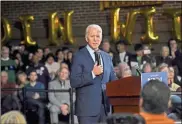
[
  {"x1": 111, "y1": 7, "x2": 159, "y2": 45},
  {"x1": 1, "y1": 7, "x2": 181, "y2": 46},
  {"x1": 48, "y1": 11, "x2": 75, "y2": 46},
  {"x1": 164, "y1": 9, "x2": 182, "y2": 41},
  {"x1": 19, "y1": 15, "x2": 37, "y2": 46},
  {"x1": 1, "y1": 17, "x2": 12, "y2": 45}
]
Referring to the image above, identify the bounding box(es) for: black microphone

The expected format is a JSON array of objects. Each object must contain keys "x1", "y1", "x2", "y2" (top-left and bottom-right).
[
  {"x1": 94, "y1": 52, "x2": 101, "y2": 65},
  {"x1": 134, "y1": 65, "x2": 141, "y2": 76}
]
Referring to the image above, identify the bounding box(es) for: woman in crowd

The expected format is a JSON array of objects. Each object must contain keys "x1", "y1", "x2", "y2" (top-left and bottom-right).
[
  {"x1": 168, "y1": 66, "x2": 181, "y2": 91},
  {"x1": 16, "y1": 71, "x2": 29, "y2": 88},
  {"x1": 158, "y1": 63, "x2": 181, "y2": 91},
  {"x1": 45, "y1": 53, "x2": 60, "y2": 80},
  {"x1": 55, "y1": 49, "x2": 65, "y2": 64},
  {"x1": 65, "y1": 50, "x2": 73, "y2": 70}
]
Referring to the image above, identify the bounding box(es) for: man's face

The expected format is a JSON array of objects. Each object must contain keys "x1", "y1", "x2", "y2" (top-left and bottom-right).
[
  {"x1": 59, "y1": 68, "x2": 69, "y2": 81},
  {"x1": 29, "y1": 72, "x2": 37, "y2": 82},
  {"x1": 136, "y1": 50, "x2": 143, "y2": 56},
  {"x1": 86, "y1": 27, "x2": 102, "y2": 50},
  {"x1": 1, "y1": 47, "x2": 9, "y2": 58},
  {"x1": 1, "y1": 72, "x2": 8, "y2": 84},
  {"x1": 162, "y1": 47, "x2": 169, "y2": 57},
  {"x1": 44, "y1": 48, "x2": 50, "y2": 56},
  {"x1": 102, "y1": 42, "x2": 110, "y2": 52},
  {"x1": 37, "y1": 49, "x2": 43, "y2": 58},
  {"x1": 117, "y1": 44, "x2": 125, "y2": 53}
]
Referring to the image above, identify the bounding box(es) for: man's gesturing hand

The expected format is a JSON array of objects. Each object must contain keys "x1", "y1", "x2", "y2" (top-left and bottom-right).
[{"x1": 92, "y1": 62, "x2": 103, "y2": 76}]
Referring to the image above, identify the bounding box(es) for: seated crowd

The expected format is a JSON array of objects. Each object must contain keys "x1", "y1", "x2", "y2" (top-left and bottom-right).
[{"x1": 1, "y1": 38, "x2": 182, "y2": 124}]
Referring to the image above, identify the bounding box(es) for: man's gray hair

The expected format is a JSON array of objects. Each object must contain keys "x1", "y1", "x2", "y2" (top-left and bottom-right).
[
  {"x1": 157, "y1": 63, "x2": 168, "y2": 72},
  {"x1": 85, "y1": 24, "x2": 102, "y2": 41}
]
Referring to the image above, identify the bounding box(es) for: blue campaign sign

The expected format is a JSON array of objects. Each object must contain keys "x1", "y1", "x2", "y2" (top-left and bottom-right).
[{"x1": 141, "y1": 72, "x2": 168, "y2": 88}]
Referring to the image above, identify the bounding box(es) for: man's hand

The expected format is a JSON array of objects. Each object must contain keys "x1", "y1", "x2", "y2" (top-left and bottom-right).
[
  {"x1": 33, "y1": 92, "x2": 40, "y2": 99},
  {"x1": 60, "y1": 104, "x2": 69, "y2": 116},
  {"x1": 92, "y1": 63, "x2": 103, "y2": 76}
]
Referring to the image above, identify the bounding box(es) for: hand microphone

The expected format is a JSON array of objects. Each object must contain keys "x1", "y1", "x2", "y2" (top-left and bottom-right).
[
  {"x1": 134, "y1": 65, "x2": 141, "y2": 76},
  {"x1": 95, "y1": 52, "x2": 101, "y2": 66}
]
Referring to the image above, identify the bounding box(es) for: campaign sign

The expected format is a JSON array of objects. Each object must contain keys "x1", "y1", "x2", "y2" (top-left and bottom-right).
[{"x1": 141, "y1": 72, "x2": 168, "y2": 88}]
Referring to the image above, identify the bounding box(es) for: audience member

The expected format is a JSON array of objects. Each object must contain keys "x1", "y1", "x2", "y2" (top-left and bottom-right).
[
  {"x1": 16, "y1": 71, "x2": 28, "y2": 88},
  {"x1": 45, "y1": 53, "x2": 60, "y2": 80},
  {"x1": 130, "y1": 44, "x2": 151, "y2": 72},
  {"x1": 0, "y1": 111, "x2": 27, "y2": 124},
  {"x1": 43, "y1": 47, "x2": 51, "y2": 57},
  {"x1": 48, "y1": 67, "x2": 76, "y2": 124},
  {"x1": 26, "y1": 55, "x2": 50, "y2": 89},
  {"x1": 168, "y1": 38, "x2": 182, "y2": 77},
  {"x1": 168, "y1": 95, "x2": 182, "y2": 121},
  {"x1": 1, "y1": 71, "x2": 21, "y2": 114},
  {"x1": 35, "y1": 47, "x2": 45, "y2": 64},
  {"x1": 101, "y1": 39, "x2": 113, "y2": 58},
  {"x1": 55, "y1": 49, "x2": 65, "y2": 64},
  {"x1": 142, "y1": 63, "x2": 152, "y2": 73},
  {"x1": 1, "y1": 46, "x2": 17, "y2": 83},
  {"x1": 60, "y1": 62, "x2": 69, "y2": 70},
  {"x1": 168, "y1": 66, "x2": 181, "y2": 91},
  {"x1": 158, "y1": 63, "x2": 181, "y2": 91},
  {"x1": 25, "y1": 70, "x2": 46, "y2": 124},
  {"x1": 156, "y1": 46, "x2": 172, "y2": 66},
  {"x1": 139, "y1": 79, "x2": 174, "y2": 124},
  {"x1": 113, "y1": 40, "x2": 131, "y2": 67},
  {"x1": 65, "y1": 51, "x2": 73, "y2": 70},
  {"x1": 117, "y1": 63, "x2": 132, "y2": 78},
  {"x1": 62, "y1": 47, "x2": 69, "y2": 62}
]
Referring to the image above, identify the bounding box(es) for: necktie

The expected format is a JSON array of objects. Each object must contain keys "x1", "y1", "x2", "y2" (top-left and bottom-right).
[{"x1": 94, "y1": 51, "x2": 101, "y2": 65}]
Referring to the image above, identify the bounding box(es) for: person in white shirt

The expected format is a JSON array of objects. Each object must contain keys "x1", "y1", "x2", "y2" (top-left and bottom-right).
[
  {"x1": 45, "y1": 53, "x2": 60, "y2": 80},
  {"x1": 113, "y1": 40, "x2": 131, "y2": 67}
]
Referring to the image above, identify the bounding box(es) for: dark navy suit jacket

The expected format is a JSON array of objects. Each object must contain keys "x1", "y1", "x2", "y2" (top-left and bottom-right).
[{"x1": 70, "y1": 47, "x2": 117, "y2": 116}]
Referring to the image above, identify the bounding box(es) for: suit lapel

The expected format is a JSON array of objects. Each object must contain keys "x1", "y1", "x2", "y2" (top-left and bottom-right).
[{"x1": 83, "y1": 47, "x2": 95, "y2": 65}]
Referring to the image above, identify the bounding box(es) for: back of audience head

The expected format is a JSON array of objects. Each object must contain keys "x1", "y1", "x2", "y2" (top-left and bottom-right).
[
  {"x1": 143, "y1": 63, "x2": 152, "y2": 73},
  {"x1": 60, "y1": 62, "x2": 69, "y2": 69},
  {"x1": 0, "y1": 110, "x2": 27, "y2": 124},
  {"x1": 140, "y1": 79, "x2": 170, "y2": 114},
  {"x1": 168, "y1": 95, "x2": 182, "y2": 121},
  {"x1": 107, "y1": 113, "x2": 146, "y2": 124}
]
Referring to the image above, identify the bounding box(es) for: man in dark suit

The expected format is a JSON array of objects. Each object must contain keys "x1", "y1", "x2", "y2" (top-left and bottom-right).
[
  {"x1": 70, "y1": 24, "x2": 117, "y2": 124},
  {"x1": 113, "y1": 40, "x2": 131, "y2": 67}
]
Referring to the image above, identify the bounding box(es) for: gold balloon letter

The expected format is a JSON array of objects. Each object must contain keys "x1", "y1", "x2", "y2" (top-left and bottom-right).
[
  {"x1": 111, "y1": 8, "x2": 120, "y2": 42},
  {"x1": 111, "y1": 7, "x2": 159, "y2": 44},
  {"x1": 19, "y1": 15, "x2": 36, "y2": 46},
  {"x1": 164, "y1": 9, "x2": 182, "y2": 41},
  {"x1": 48, "y1": 11, "x2": 75, "y2": 46},
  {"x1": 1, "y1": 17, "x2": 12, "y2": 45},
  {"x1": 111, "y1": 8, "x2": 140, "y2": 44},
  {"x1": 140, "y1": 7, "x2": 159, "y2": 44}
]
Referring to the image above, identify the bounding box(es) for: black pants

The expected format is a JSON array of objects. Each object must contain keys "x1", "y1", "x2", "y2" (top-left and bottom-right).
[
  {"x1": 78, "y1": 104, "x2": 106, "y2": 124},
  {"x1": 26, "y1": 99, "x2": 45, "y2": 124}
]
